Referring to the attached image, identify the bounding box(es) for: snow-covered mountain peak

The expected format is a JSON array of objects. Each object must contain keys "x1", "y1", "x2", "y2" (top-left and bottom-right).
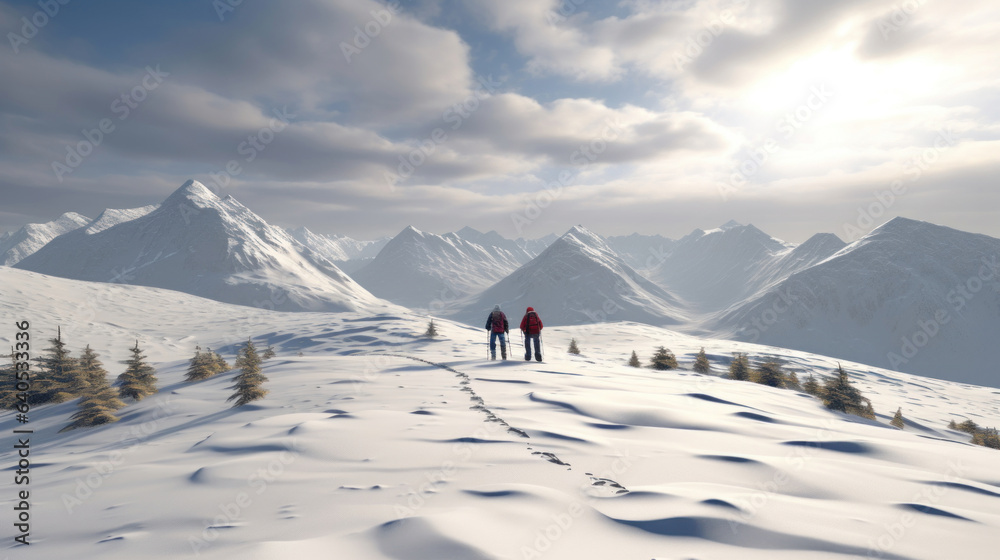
[
  {"x1": 15, "y1": 181, "x2": 383, "y2": 312},
  {"x1": 561, "y1": 225, "x2": 606, "y2": 249},
  {"x1": 453, "y1": 223, "x2": 687, "y2": 327},
  {"x1": 351, "y1": 225, "x2": 528, "y2": 309},
  {"x1": 720, "y1": 219, "x2": 744, "y2": 230},
  {"x1": 795, "y1": 232, "x2": 847, "y2": 256},
  {"x1": 870, "y1": 215, "x2": 925, "y2": 234},
  {"x1": 162, "y1": 179, "x2": 219, "y2": 208},
  {"x1": 455, "y1": 226, "x2": 511, "y2": 248},
  {"x1": 84, "y1": 205, "x2": 159, "y2": 235},
  {"x1": 0, "y1": 212, "x2": 91, "y2": 266}
]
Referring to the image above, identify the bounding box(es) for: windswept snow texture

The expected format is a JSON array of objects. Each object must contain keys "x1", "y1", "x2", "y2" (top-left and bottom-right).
[
  {"x1": 713, "y1": 217, "x2": 1000, "y2": 386},
  {"x1": 351, "y1": 226, "x2": 527, "y2": 309},
  {"x1": 1, "y1": 266, "x2": 999, "y2": 560},
  {"x1": 453, "y1": 226, "x2": 688, "y2": 327},
  {"x1": 15, "y1": 180, "x2": 386, "y2": 313},
  {"x1": 0, "y1": 211, "x2": 90, "y2": 265}
]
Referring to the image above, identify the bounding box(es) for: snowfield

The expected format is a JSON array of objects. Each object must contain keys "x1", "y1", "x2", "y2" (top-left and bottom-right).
[{"x1": 2, "y1": 267, "x2": 999, "y2": 560}]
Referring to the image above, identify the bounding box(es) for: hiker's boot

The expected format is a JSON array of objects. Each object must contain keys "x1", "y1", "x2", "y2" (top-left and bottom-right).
[{"x1": 535, "y1": 354, "x2": 542, "y2": 362}]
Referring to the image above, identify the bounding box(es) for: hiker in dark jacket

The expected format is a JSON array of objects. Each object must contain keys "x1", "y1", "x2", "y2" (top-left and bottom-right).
[
  {"x1": 484, "y1": 305, "x2": 509, "y2": 360},
  {"x1": 519, "y1": 307, "x2": 543, "y2": 362}
]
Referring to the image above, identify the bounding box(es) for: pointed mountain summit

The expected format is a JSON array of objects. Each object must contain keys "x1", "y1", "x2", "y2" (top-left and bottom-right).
[
  {"x1": 350, "y1": 225, "x2": 526, "y2": 309},
  {"x1": 451, "y1": 225, "x2": 687, "y2": 327},
  {"x1": 744, "y1": 232, "x2": 848, "y2": 295},
  {"x1": 711, "y1": 217, "x2": 1000, "y2": 386},
  {"x1": 164, "y1": 178, "x2": 220, "y2": 206},
  {"x1": 646, "y1": 223, "x2": 792, "y2": 311},
  {"x1": 16, "y1": 180, "x2": 382, "y2": 312},
  {"x1": 0, "y1": 212, "x2": 91, "y2": 266}
]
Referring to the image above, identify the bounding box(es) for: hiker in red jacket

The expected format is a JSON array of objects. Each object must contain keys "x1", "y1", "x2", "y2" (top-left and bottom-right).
[
  {"x1": 519, "y1": 307, "x2": 543, "y2": 362},
  {"x1": 484, "y1": 305, "x2": 509, "y2": 360}
]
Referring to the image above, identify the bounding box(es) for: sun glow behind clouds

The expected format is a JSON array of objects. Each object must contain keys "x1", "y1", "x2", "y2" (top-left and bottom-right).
[{"x1": 744, "y1": 46, "x2": 941, "y2": 116}]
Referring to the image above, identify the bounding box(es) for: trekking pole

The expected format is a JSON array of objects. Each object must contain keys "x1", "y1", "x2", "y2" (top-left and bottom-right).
[{"x1": 540, "y1": 334, "x2": 544, "y2": 359}]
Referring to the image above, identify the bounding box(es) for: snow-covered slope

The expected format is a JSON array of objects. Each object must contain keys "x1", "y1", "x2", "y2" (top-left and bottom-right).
[
  {"x1": 15, "y1": 180, "x2": 385, "y2": 313},
  {"x1": 2, "y1": 265, "x2": 999, "y2": 560},
  {"x1": 646, "y1": 222, "x2": 795, "y2": 312},
  {"x1": 452, "y1": 226, "x2": 688, "y2": 327},
  {"x1": 84, "y1": 204, "x2": 160, "y2": 235},
  {"x1": 0, "y1": 211, "x2": 90, "y2": 265},
  {"x1": 710, "y1": 217, "x2": 1000, "y2": 386},
  {"x1": 741, "y1": 232, "x2": 848, "y2": 301},
  {"x1": 351, "y1": 226, "x2": 526, "y2": 309}
]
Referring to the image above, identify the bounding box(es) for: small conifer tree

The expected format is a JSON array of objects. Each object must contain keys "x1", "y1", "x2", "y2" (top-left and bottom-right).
[
  {"x1": 228, "y1": 339, "x2": 268, "y2": 407},
  {"x1": 62, "y1": 347, "x2": 124, "y2": 432},
  {"x1": 754, "y1": 361, "x2": 785, "y2": 388},
  {"x1": 972, "y1": 427, "x2": 1000, "y2": 450},
  {"x1": 206, "y1": 348, "x2": 230, "y2": 374},
  {"x1": 117, "y1": 340, "x2": 158, "y2": 401},
  {"x1": 948, "y1": 419, "x2": 958, "y2": 430},
  {"x1": 650, "y1": 347, "x2": 678, "y2": 370},
  {"x1": 890, "y1": 407, "x2": 905, "y2": 429},
  {"x1": 424, "y1": 319, "x2": 439, "y2": 338},
  {"x1": 785, "y1": 371, "x2": 802, "y2": 391},
  {"x1": 185, "y1": 346, "x2": 216, "y2": 382},
  {"x1": 568, "y1": 339, "x2": 580, "y2": 355},
  {"x1": 802, "y1": 374, "x2": 820, "y2": 396},
  {"x1": 33, "y1": 326, "x2": 84, "y2": 404},
  {"x1": 78, "y1": 345, "x2": 107, "y2": 388},
  {"x1": 728, "y1": 353, "x2": 750, "y2": 381},
  {"x1": 693, "y1": 348, "x2": 710, "y2": 373},
  {"x1": 857, "y1": 399, "x2": 877, "y2": 421},
  {"x1": 261, "y1": 345, "x2": 276, "y2": 360},
  {"x1": 627, "y1": 351, "x2": 641, "y2": 368},
  {"x1": 821, "y1": 364, "x2": 874, "y2": 419},
  {"x1": 956, "y1": 419, "x2": 980, "y2": 435},
  {"x1": 0, "y1": 348, "x2": 18, "y2": 409}
]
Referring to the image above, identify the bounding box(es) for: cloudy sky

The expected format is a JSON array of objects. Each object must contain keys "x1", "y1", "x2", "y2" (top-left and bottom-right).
[{"x1": 1, "y1": 0, "x2": 998, "y2": 242}]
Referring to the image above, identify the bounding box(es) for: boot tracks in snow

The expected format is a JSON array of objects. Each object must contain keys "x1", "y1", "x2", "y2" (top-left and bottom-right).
[{"x1": 367, "y1": 353, "x2": 628, "y2": 495}]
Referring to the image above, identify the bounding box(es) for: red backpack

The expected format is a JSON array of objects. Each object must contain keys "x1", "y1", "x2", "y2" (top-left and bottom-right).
[
  {"x1": 491, "y1": 311, "x2": 506, "y2": 333},
  {"x1": 524, "y1": 312, "x2": 541, "y2": 334}
]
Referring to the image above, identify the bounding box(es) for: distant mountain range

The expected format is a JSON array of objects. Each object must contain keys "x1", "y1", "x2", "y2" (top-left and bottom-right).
[{"x1": 6, "y1": 179, "x2": 999, "y2": 386}]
